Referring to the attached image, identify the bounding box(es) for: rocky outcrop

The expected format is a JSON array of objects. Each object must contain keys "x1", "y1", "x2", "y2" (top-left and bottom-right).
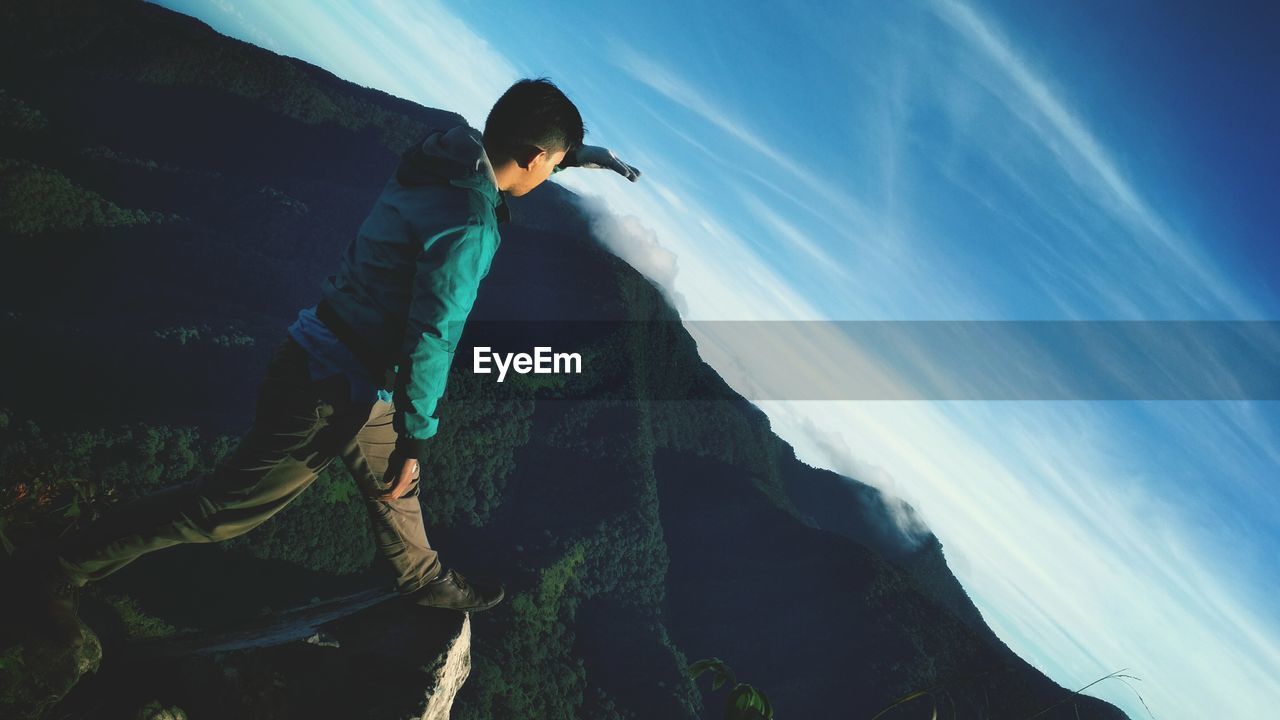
[{"x1": 0, "y1": 622, "x2": 103, "y2": 719}]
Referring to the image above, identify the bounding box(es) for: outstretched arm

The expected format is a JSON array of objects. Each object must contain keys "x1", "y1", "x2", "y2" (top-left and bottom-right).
[{"x1": 555, "y1": 144, "x2": 642, "y2": 182}]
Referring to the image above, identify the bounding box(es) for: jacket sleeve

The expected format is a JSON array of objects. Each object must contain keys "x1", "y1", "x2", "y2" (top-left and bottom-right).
[{"x1": 393, "y1": 221, "x2": 496, "y2": 460}]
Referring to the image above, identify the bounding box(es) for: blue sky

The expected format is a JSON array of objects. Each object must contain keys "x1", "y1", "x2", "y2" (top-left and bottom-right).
[{"x1": 154, "y1": 1, "x2": 1280, "y2": 716}]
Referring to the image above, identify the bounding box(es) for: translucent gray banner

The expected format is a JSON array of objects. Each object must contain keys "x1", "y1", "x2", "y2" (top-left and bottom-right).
[{"x1": 465, "y1": 320, "x2": 1280, "y2": 400}]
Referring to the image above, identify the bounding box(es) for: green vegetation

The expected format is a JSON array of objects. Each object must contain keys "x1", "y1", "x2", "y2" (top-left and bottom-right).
[
  {"x1": 419, "y1": 367, "x2": 536, "y2": 528},
  {"x1": 218, "y1": 460, "x2": 375, "y2": 575},
  {"x1": 426, "y1": 337, "x2": 702, "y2": 718},
  {"x1": 0, "y1": 644, "x2": 23, "y2": 679},
  {"x1": 135, "y1": 700, "x2": 187, "y2": 720},
  {"x1": 0, "y1": 355, "x2": 536, "y2": 571},
  {"x1": 153, "y1": 324, "x2": 255, "y2": 348},
  {"x1": 0, "y1": 409, "x2": 370, "y2": 575},
  {"x1": 257, "y1": 186, "x2": 309, "y2": 215},
  {"x1": 0, "y1": 410, "x2": 221, "y2": 549},
  {"x1": 79, "y1": 146, "x2": 185, "y2": 174},
  {"x1": 502, "y1": 367, "x2": 571, "y2": 394},
  {"x1": 0, "y1": 644, "x2": 33, "y2": 719},
  {"x1": 100, "y1": 594, "x2": 189, "y2": 641},
  {"x1": 131, "y1": 35, "x2": 433, "y2": 154},
  {"x1": 869, "y1": 667, "x2": 1155, "y2": 720},
  {"x1": 0, "y1": 159, "x2": 169, "y2": 235},
  {"x1": 1027, "y1": 669, "x2": 1154, "y2": 720},
  {"x1": 688, "y1": 658, "x2": 774, "y2": 720},
  {"x1": 462, "y1": 544, "x2": 589, "y2": 719},
  {"x1": 0, "y1": 89, "x2": 46, "y2": 132}
]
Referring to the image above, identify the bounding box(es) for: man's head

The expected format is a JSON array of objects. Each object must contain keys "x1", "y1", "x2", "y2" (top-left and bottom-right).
[{"x1": 484, "y1": 77, "x2": 584, "y2": 197}]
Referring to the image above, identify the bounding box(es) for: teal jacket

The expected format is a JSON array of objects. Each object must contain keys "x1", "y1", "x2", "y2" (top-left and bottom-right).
[{"x1": 316, "y1": 124, "x2": 509, "y2": 461}]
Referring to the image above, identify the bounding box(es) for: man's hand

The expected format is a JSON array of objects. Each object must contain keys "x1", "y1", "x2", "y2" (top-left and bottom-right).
[
  {"x1": 559, "y1": 145, "x2": 642, "y2": 182},
  {"x1": 376, "y1": 455, "x2": 420, "y2": 501}
]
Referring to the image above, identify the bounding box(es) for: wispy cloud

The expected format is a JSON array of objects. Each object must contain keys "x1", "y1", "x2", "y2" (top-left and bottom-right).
[
  {"x1": 552, "y1": 160, "x2": 829, "y2": 321},
  {"x1": 606, "y1": 41, "x2": 876, "y2": 239},
  {"x1": 630, "y1": 99, "x2": 868, "y2": 259},
  {"x1": 735, "y1": 188, "x2": 850, "y2": 278},
  {"x1": 930, "y1": 0, "x2": 1257, "y2": 321}
]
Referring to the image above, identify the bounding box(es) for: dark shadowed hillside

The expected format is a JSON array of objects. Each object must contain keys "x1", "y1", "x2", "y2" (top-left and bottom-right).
[{"x1": 0, "y1": 1, "x2": 1129, "y2": 718}]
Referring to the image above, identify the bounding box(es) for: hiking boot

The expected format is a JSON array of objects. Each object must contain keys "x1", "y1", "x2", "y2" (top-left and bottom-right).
[{"x1": 405, "y1": 568, "x2": 504, "y2": 613}]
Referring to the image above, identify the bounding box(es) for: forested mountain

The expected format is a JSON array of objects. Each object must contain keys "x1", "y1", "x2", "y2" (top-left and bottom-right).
[{"x1": 0, "y1": 1, "x2": 1127, "y2": 718}]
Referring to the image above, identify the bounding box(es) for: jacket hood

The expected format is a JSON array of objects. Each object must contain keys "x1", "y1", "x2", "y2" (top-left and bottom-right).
[{"x1": 396, "y1": 124, "x2": 510, "y2": 222}]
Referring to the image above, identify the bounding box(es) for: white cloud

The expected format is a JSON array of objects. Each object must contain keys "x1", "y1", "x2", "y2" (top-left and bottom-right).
[
  {"x1": 930, "y1": 0, "x2": 1257, "y2": 321},
  {"x1": 569, "y1": 191, "x2": 687, "y2": 315}
]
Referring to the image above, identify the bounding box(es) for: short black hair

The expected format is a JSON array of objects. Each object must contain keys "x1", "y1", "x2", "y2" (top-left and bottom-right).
[{"x1": 483, "y1": 77, "x2": 585, "y2": 166}]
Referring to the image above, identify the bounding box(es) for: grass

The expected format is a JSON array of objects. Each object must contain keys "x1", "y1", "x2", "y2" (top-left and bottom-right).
[{"x1": 869, "y1": 666, "x2": 1156, "y2": 720}]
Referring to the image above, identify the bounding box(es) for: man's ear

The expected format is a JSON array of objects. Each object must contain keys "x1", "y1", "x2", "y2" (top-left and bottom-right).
[{"x1": 514, "y1": 145, "x2": 545, "y2": 170}]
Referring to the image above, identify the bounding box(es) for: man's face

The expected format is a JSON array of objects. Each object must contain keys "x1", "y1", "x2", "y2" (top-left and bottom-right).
[{"x1": 509, "y1": 146, "x2": 567, "y2": 197}]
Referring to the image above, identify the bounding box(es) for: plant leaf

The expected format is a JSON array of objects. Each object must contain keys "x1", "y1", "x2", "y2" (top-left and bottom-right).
[
  {"x1": 725, "y1": 685, "x2": 751, "y2": 719},
  {"x1": 687, "y1": 658, "x2": 723, "y2": 679},
  {"x1": 758, "y1": 687, "x2": 774, "y2": 718}
]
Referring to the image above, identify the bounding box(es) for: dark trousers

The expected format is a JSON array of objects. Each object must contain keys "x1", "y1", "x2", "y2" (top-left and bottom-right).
[{"x1": 53, "y1": 337, "x2": 442, "y2": 595}]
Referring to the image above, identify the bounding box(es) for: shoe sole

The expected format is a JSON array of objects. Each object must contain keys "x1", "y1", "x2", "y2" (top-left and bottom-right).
[{"x1": 411, "y1": 589, "x2": 505, "y2": 613}]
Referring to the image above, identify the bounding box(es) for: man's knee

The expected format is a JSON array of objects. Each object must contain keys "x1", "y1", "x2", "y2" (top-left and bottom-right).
[
  {"x1": 180, "y1": 504, "x2": 262, "y2": 544},
  {"x1": 194, "y1": 523, "x2": 249, "y2": 543},
  {"x1": 182, "y1": 468, "x2": 311, "y2": 543}
]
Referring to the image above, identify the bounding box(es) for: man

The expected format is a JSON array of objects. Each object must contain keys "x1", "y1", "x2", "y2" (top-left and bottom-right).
[{"x1": 9, "y1": 77, "x2": 641, "y2": 649}]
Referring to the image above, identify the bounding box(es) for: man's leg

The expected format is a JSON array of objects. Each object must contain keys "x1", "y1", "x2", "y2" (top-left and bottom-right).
[
  {"x1": 339, "y1": 399, "x2": 443, "y2": 595},
  {"x1": 53, "y1": 337, "x2": 348, "y2": 586}
]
